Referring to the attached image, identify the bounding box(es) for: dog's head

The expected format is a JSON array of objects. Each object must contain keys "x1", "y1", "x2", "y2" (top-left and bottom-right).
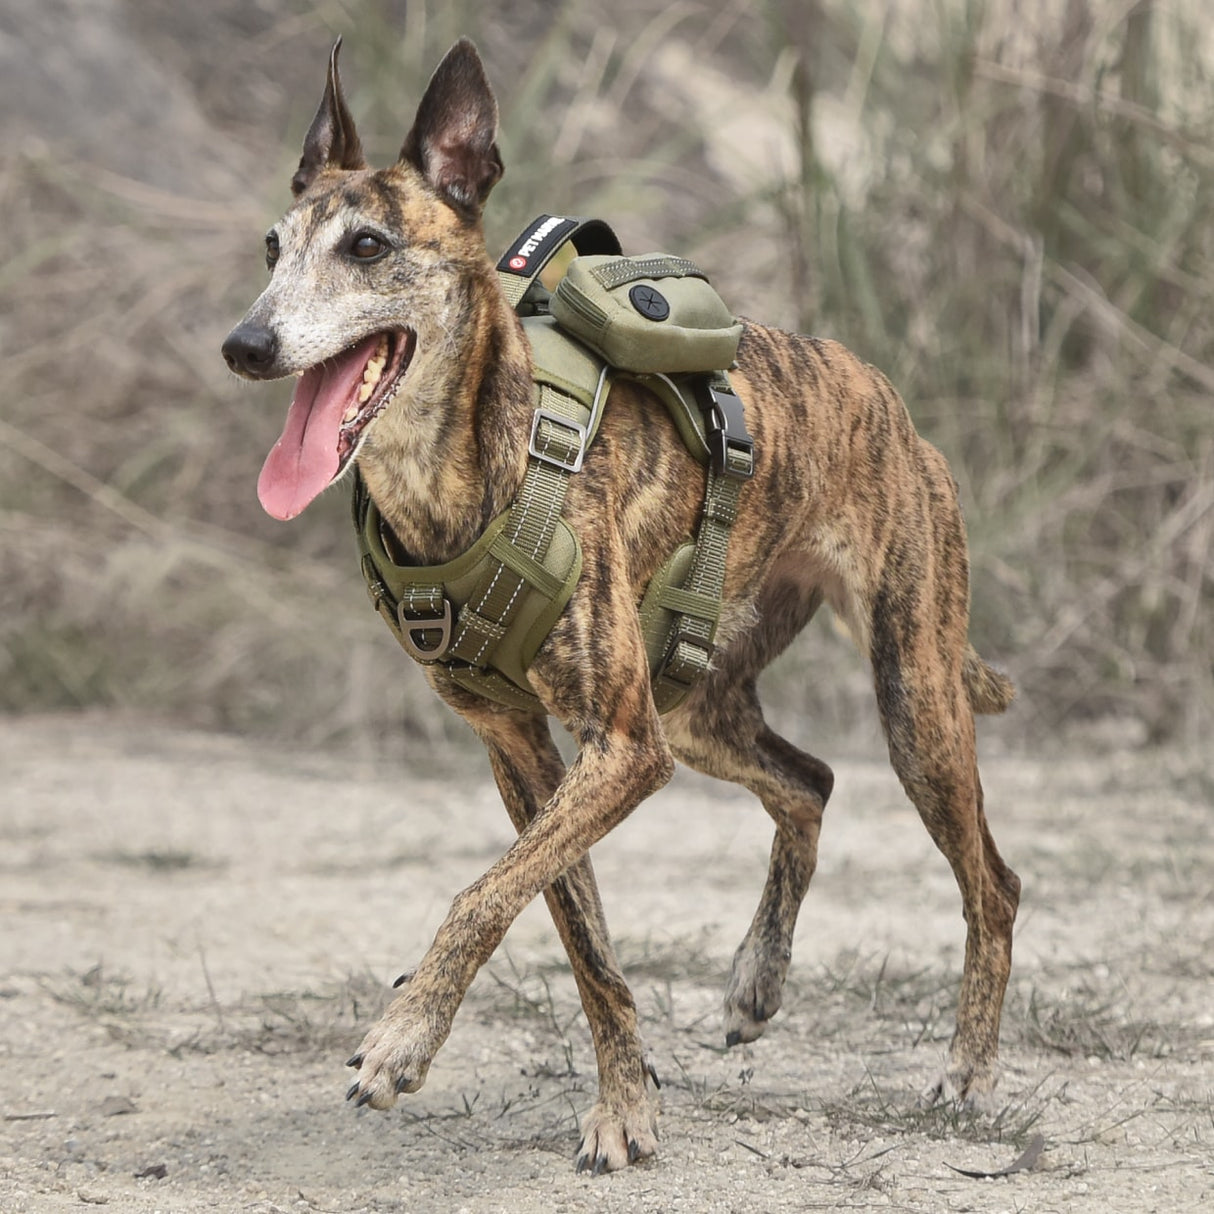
[{"x1": 221, "y1": 39, "x2": 503, "y2": 520}]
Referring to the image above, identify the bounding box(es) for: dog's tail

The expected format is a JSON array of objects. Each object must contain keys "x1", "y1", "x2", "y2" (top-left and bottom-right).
[{"x1": 963, "y1": 644, "x2": 1016, "y2": 715}]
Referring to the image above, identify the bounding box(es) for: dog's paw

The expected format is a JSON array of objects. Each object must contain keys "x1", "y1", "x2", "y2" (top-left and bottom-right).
[
  {"x1": 343, "y1": 998, "x2": 441, "y2": 1110},
  {"x1": 723, "y1": 938, "x2": 790, "y2": 1046},
  {"x1": 575, "y1": 1097, "x2": 658, "y2": 1175},
  {"x1": 921, "y1": 1061, "x2": 1000, "y2": 1113}
]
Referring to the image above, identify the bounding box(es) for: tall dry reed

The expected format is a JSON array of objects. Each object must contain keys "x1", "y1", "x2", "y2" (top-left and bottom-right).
[{"x1": 1, "y1": 0, "x2": 1208, "y2": 751}]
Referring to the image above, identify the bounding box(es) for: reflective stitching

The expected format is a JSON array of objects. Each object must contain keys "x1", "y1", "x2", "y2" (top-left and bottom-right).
[
  {"x1": 470, "y1": 428, "x2": 563, "y2": 665},
  {"x1": 467, "y1": 416, "x2": 574, "y2": 667},
  {"x1": 469, "y1": 430, "x2": 556, "y2": 666}
]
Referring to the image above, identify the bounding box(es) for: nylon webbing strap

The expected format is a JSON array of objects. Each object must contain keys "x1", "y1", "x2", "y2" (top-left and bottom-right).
[
  {"x1": 444, "y1": 383, "x2": 595, "y2": 669},
  {"x1": 496, "y1": 215, "x2": 622, "y2": 309},
  {"x1": 651, "y1": 467, "x2": 743, "y2": 713},
  {"x1": 651, "y1": 377, "x2": 753, "y2": 714},
  {"x1": 590, "y1": 256, "x2": 706, "y2": 290}
]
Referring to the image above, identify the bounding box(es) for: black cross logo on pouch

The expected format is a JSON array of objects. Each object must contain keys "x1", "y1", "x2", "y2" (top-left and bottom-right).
[{"x1": 629, "y1": 284, "x2": 670, "y2": 320}]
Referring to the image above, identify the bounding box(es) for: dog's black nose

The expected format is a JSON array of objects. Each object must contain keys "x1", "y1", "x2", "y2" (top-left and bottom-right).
[{"x1": 221, "y1": 322, "x2": 279, "y2": 378}]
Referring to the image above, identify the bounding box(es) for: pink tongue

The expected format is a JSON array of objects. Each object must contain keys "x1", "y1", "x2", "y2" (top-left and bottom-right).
[{"x1": 257, "y1": 334, "x2": 383, "y2": 520}]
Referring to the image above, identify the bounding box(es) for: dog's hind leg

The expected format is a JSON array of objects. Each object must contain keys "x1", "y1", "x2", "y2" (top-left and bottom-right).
[
  {"x1": 664, "y1": 586, "x2": 834, "y2": 1046},
  {"x1": 868, "y1": 551, "x2": 1020, "y2": 1108},
  {"x1": 468, "y1": 708, "x2": 658, "y2": 1171}
]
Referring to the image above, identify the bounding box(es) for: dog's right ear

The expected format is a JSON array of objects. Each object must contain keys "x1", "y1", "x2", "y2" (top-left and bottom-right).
[{"x1": 291, "y1": 38, "x2": 367, "y2": 196}]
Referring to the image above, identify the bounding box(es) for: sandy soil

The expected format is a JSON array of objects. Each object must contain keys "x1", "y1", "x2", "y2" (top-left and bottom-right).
[{"x1": 1, "y1": 713, "x2": 1211, "y2": 1212}]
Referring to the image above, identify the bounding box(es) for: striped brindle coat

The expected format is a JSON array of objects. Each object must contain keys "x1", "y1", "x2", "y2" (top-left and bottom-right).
[{"x1": 222, "y1": 38, "x2": 1020, "y2": 1175}]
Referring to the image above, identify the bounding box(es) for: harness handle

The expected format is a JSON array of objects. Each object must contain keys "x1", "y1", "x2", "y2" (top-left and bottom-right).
[{"x1": 495, "y1": 215, "x2": 621, "y2": 308}]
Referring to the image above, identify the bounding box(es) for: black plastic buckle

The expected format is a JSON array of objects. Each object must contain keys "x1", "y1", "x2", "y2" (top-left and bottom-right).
[
  {"x1": 703, "y1": 385, "x2": 754, "y2": 479},
  {"x1": 397, "y1": 598, "x2": 453, "y2": 662}
]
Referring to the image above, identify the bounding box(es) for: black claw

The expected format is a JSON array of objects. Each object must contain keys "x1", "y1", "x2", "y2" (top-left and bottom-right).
[
  {"x1": 592, "y1": 1154, "x2": 608, "y2": 1177},
  {"x1": 392, "y1": 970, "x2": 413, "y2": 989},
  {"x1": 646, "y1": 1061, "x2": 662, "y2": 1090},
  {"x1": 395, "y1": 1075, "x2": 411, "y2": 1094},
  {"x1": 345, "y1": 1081, "x2": 361, "y2": 1102},
  {"x1": 575, "y1": 1153, "x2": 590, "y2": 1174},
  {"x1": 346, "y1": 1053, "x2": 363, "y2": 1069},
  {"x1": 355, "y1": 1090, "x2": 374, "y2": 1108},
  {"x1": 627, "y1": 1138, "x2": 640, "y2": 1164},
  {"x1": 725, "y1": 1030, "x2": 742, "y2": 1048}
]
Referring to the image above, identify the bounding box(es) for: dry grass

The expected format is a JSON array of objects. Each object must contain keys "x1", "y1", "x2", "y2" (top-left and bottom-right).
[{"x1": 1, "y1": 0, "x2": 1210, "y2": 750}]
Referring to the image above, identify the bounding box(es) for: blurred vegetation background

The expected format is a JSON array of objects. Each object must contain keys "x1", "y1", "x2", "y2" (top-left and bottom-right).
[{"x1": 0, "y1": 0, "x2": 1209, "y2": 757}]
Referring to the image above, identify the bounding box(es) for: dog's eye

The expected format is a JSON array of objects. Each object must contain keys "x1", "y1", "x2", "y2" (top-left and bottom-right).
[
  {"x1": 265, "y1": 233, "x2": 280, "y2": 270},
  {"x1": 350, "y1": 233, "x2": 387, "y2": 261}
]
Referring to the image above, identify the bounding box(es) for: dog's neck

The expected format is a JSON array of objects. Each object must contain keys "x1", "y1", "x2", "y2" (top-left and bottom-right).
[{"x1": 355, "y1": 262, "x2": 533, "y2": 565}]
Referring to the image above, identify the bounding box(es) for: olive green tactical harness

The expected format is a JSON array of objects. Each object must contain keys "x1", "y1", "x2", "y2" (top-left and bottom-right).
[{"x1": 353, "y1": 215, "x2": 754, "y2": 715}]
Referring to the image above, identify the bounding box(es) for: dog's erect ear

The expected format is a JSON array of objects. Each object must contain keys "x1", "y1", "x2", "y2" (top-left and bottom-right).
[
  {"x1": 399, "y1": 38, "x2": 503, "y2": 213},
  {"x1": 291, "y1": 38, "x2": 367, "y2": 196}
]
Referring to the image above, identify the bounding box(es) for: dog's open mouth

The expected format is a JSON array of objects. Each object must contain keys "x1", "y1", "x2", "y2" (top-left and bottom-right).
[{"x1": 258, "y1": 328, "x2": 415, "y2": 520}]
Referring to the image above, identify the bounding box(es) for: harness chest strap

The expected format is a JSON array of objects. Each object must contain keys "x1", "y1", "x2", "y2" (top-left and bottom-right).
[
  {"x1": 444, "y1": 374, "x2": 602, "y2": 669},
  {"x1": 354, "y1": 366, "x2": 604, "y2": 714}
]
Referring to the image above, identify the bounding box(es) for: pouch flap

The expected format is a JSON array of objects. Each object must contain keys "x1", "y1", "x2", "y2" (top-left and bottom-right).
[{"x1": 551, "y1": 254, "x2": 742, "y2": 374}]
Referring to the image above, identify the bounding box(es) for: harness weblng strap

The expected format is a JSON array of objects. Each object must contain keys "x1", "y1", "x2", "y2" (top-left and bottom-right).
[
  {"x1": 442, "y1": 371, "x2": 604, "y2": 673},
  {"x1": 649, "y1": 375, "x2": 752, "y2": 713}
]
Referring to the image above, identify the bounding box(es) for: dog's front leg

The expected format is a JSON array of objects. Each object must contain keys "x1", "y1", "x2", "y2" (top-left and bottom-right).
[
  {"x1": 345, "y1": 652, "x2": 673, "y2": 1129},
  {"x1": 461, "y1": 707, "x2": 661, "y2": 1172}
]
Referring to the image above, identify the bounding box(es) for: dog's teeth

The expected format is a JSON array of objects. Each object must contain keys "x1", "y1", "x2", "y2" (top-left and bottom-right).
[{"x1": 344, "y1": 335, "x2": 397, "y2": 419}]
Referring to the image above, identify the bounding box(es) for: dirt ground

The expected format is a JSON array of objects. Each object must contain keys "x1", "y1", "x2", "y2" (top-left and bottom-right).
[{"x1": 1, "y1": 713, "x2": 1211, "y2": 1213}]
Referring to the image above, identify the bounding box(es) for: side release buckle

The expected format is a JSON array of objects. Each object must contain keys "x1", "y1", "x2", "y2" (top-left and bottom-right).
[{"x1": 703, "y1": 385, "x2": 754, "y2": 479}]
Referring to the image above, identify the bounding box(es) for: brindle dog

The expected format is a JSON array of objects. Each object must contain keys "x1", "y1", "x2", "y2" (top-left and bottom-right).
[{"x1": 221, "y1": 38, "x2": 1020, "y2": 1174}]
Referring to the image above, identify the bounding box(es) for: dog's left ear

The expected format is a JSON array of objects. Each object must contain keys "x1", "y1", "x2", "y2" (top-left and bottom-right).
[
  {"x1": 400, "y1": 38, "x2": 503, "y2": 214},
  {"x1": 292, "y1": 38, "x2": 367, "y2": 196}
]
